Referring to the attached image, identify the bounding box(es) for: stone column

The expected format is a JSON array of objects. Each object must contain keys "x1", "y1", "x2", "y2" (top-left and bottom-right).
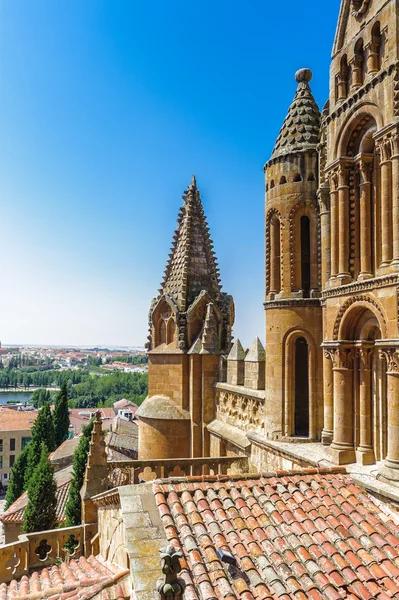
[
  {"x1": 318, "y1": 185, "x2": 331, "y2": 287},
  {"x1": 321, "y1": 350, "x2": 333, "y2": 445},
  {"x1": 379, "y1": 347, "x2": 399, "y2": 482},
  {"x1": 358, "y1": 158, "x2": 373, "y2": 279},
  {"x1": 356, "y1": 345, "x2": 375, "y2": 465},
  {"x1": 269, "y1": 216, "x2": 280, "y2": 294},
  {"x1": 327, "y1": 344, "x2": 356, "y2": 465},
  {"x1": 377, "y1": 138, "x2": 393, "y2": 267},
  {"x1": 329, "y1": 172, "x2": 339, "y2": 279},
  {"x1": 351, "y1": 54, "x2": 363, "y2": 90},
  {"x1": 366, "y1": 39, "x2": 380, "y2": 75},
  {"x1": 390, "y1": 133, "x2": 399, "y2": 268},
  {"x1": 337, "y1": 165, "x2": 351, "y2": 282}
]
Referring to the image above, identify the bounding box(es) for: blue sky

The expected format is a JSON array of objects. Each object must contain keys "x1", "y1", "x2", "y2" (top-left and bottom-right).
[{"x1": 0, "y1": 0, "x2": 340, "y2": 347}]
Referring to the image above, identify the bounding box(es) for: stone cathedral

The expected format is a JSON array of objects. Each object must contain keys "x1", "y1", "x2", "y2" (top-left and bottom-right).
[{"x1": 137, "y1": 0, "x2": 399, "y2": 485}]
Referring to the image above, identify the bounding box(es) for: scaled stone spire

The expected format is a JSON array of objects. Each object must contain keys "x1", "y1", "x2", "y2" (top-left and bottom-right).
[
  {"x1": 160, "y1": 176, "x2": 222, "y2": 312},
  {"x1": 271, "y1": 69, "x2": 321, "y2": 160}
]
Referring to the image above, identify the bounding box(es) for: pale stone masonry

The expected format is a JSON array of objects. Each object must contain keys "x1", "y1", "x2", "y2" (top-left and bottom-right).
[{"x1": 138, "y1": 0, "x2": 399, "y2": 487}]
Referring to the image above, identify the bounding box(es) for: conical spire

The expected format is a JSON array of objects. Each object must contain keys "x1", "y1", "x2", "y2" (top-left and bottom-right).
[
  {"x1": 271, "y1": 69, "x2": 321, "y2": 160},
  {"x1": 160, "y1": 177, "x2": 222, "y2": 311}
]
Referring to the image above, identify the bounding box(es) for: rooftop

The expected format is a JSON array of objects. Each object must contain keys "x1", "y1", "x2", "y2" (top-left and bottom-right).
[
  {"x1": 0, "y1": 554, "x2": 129, "y2": 600},
  {"x1": 146, "y1": 467, "x2": 399, "y2": 600},
  {"x1": 0, "y1": 465, "x2": 73, "y2": 525},
  {"x1": 0, "y1": 408, "x2": 37, "y2": 432}
]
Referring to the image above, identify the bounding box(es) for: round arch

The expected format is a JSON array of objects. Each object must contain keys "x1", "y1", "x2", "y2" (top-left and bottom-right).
[
  {"x1": 335, "y1": 103, "x2": 383, "y2": 159},
  {"x1": 334, "y1": 296, "x2": 387, "y2": 340},
  {"x1": 283, "y1": 328, "x2": 318, "y2": 440}
]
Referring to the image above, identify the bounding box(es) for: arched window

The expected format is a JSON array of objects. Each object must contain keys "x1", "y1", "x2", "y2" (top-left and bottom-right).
[
  {"x1": 300, "y1": 216, "x2": 311, "y2": 297},
  {"x1": 270, "y1": 180, "x2": 275, "y2": 189},
  {"x1": 293, "y1": 173, "x2": 302, "y2": 182},
  {"x1": 337, "y1": 55, "x2": 348, "y2": 100},
  {"x1": 280, "y1": 175, "x2": 287, "y2": 185},
  {"x1": 369, "y1": 23, "x2": 382, "y2": 73},
  {"x1": 166, "y1": 318, "x2": 176, "y2": 344},
  {"x1": 158, "y1": 319, "x2": 166, "y2": 345},
  {"x1": 270, "y1": 215, "x2": 281, "y2": 294},
  {"x1": 353, "y1": 39, "x2": 365, "y2": 88},
  {"x1": 307, "y1": 173, "x2": 316, "y2": 182},
  {"x1": 295, "y1": 337, "x2": 309, "y2": 437}
]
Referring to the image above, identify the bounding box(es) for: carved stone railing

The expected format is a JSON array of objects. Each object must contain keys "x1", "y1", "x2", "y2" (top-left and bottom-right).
[
  {"x1": 107, "y1": 455, "x2": 248, "y2": 487},
  {"x1": 215, "y1": 383, "x2": 265, "y2": 434},
  {"x1": 0, "y1": 525, "x2": 84, "y2": 584}
]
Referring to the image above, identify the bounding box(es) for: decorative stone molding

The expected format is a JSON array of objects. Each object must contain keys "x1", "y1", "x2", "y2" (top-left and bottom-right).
[
  {"x1": 332, "y1": 295, "x2": 387, "y2": 340},
  {"x1": 323, "y1": 62, "x2": 397, "y2": 126},
  {"x1": 215, "y1": 388, "x2": 264, "y2": 433},
  {"x1": 356, "y1": 345, "x2": 373, "y2": 370},
  {"x1": 264, "y1": 298, "x2": 321, "y2": 309},
  {"x1": 322, "y1": 273, "x2": 399, "y2": 298}
]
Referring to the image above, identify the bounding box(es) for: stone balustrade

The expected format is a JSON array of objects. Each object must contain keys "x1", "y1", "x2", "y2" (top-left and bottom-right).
[
  {"x1": 215, "y1": 382, "x2": 265, "y2": 434},
  {"x1": 107, "y1": 455, "x2": 248, "y2": 487},
  {"x1": 0, "y1": 525, "x2": 84, "y2": 584}
]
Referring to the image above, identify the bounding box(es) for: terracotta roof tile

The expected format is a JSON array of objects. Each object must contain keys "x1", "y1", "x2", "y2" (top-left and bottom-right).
[
  {"x1": 154, "y1": 468, "x2": 399, "y2": 599},
  {"x1": 1, "y1": 555, "x2": 129, "y2": 600},
  {"x1": 0, "y1": 466, "x2": 73, "y2": 524}
]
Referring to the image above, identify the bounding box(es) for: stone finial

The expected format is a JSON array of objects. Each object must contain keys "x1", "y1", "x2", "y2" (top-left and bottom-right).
[
  {"x1": 295, "y1": 68, "x2": 312, "y2": 83},
  {"x1": 245, "y1": 337, "x2": 266, "y2": 362},
  {"x1": 81, "y1": 410, "x2": 109, "y2": 526},
  {"x1": 157, "y1": 545, "x2": 185, "y2": 600},
  {"x1": 227, "y1": 339, "x2": 246, "y2": 361},
  {"x1": 244, "y1": 338, "x2": 266, "y2": 390},
  {"x1": 87, "y1": 411, "x2": 107, "y2": 468},
  {"x1": 227, "y1": 339, "x2": 246, "y2": 386}
]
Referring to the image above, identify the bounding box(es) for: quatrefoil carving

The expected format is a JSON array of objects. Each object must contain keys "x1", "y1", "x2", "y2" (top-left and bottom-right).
[
  {"x1": 35, "y1": 539, "x2": 52, "y2": 561},
  {"x1": 6, "y1": 553, "x2": 20, "y2": 574}
]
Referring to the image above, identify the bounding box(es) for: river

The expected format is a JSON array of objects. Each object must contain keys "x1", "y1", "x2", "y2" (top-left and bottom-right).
[{"x1": 0, "y1": 392, "x2": 33, "y2": 405}]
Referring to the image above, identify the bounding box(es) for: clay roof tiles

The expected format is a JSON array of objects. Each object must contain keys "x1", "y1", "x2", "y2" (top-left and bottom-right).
[
  {"x1": 153, "y1": 467, "x2": 399, "y2": 600},
  {"x1": 0, "y1": 554, "x2": 129, "y2": 600},
  {"x1": 271, "y1": 69, "x2": 321, "y2": 161},
  {"x1": 0, "y1": 466, "x2": 73, "y2": 524}
]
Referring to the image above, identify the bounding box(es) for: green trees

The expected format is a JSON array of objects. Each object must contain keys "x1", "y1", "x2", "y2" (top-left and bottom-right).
[
  {"x1": 23, "y1": 444, "x2": 57, "y2": 534},
  {"x1": 53, "y1": 380, "x2": 70, "y2": 447},
  {"x1": 24, "y1": 403, "x2": 56, "y2": 486},
  {"x1": 65, "y1": 419, "x2": 94, "y2": 526},
  {"x1": 4, "y1": 447, "x2": 29, "y2": 509},
  {"x1": 31, "y1": 388, "x2": 51, "y2": 408}
]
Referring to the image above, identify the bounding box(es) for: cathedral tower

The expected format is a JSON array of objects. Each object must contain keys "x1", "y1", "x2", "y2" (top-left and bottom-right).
[
  {"x1": 319, "y1": 0, "x2": 399, "y2": 476},
  {"x1": 264, "y1": 69, "x2": 324, "y2": 442},
  {"x1": 137, "y1": 177, "x2": 234, "y2": 460}
]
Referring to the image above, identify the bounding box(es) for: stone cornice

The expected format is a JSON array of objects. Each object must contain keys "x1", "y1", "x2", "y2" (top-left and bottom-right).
[
  {"x1": 322, "y1": 274, "x2": 399, "y2": 299},
  {"x1": 92, "y1": 488, "x2": 120, "y2": 508},
  {"x1": 264, "y1": 298, "x2": 322, "y2": 309}
]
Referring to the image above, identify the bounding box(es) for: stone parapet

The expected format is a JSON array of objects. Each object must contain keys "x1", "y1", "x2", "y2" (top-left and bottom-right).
[
  {"x1": 106, "y1": 455, "x2": 247, "y2": 488},
  {"x1": 0, "y1": 525, "x2": 85, "y2": 584},
  {"x1": 214, "y1": 384, "x2": 265, "y2": 436}
]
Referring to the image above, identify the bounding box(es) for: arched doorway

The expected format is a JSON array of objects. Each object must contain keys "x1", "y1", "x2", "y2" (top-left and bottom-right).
[{"x1": 327, "y1": 304, "x2": 387, "y2": 465}]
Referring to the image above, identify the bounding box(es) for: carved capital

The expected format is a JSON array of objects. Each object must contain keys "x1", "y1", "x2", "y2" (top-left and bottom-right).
[
  {"x1": 324, "y1": 345, "x2": 354, "y2": 369},
  {"x1": 358, "y1": 159, "x2": 372, "y2": 184},
  {"x1": 328, "y1": 169, "x2": 339, "y2": 191},
  {"x1": 351, "y1": 0, "x2": 371, "y2": 17},
  {"x1": 376, "y1": 136, "x2": 392, "y2": 163},
  {"x1": 379, "y1": 348, "x2": 399, "y2": 374},
  {"x1": 356, "y1": 346, "x2": 372, "y2": 370},
  {"x1": 337, "y1": 164, "x2": 348, "y2": 187},
  {"x1": 317, "y1": 186, "x2": 330, "y2": 214}
]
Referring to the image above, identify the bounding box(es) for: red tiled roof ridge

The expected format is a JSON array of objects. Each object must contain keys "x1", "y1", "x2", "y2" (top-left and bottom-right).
[
  {"x1": 153, "y1": 466, "x2": 347, "y2": 487},
  {"x1": 1, "y1": 554, "x2": 130, "y2": 600}
]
